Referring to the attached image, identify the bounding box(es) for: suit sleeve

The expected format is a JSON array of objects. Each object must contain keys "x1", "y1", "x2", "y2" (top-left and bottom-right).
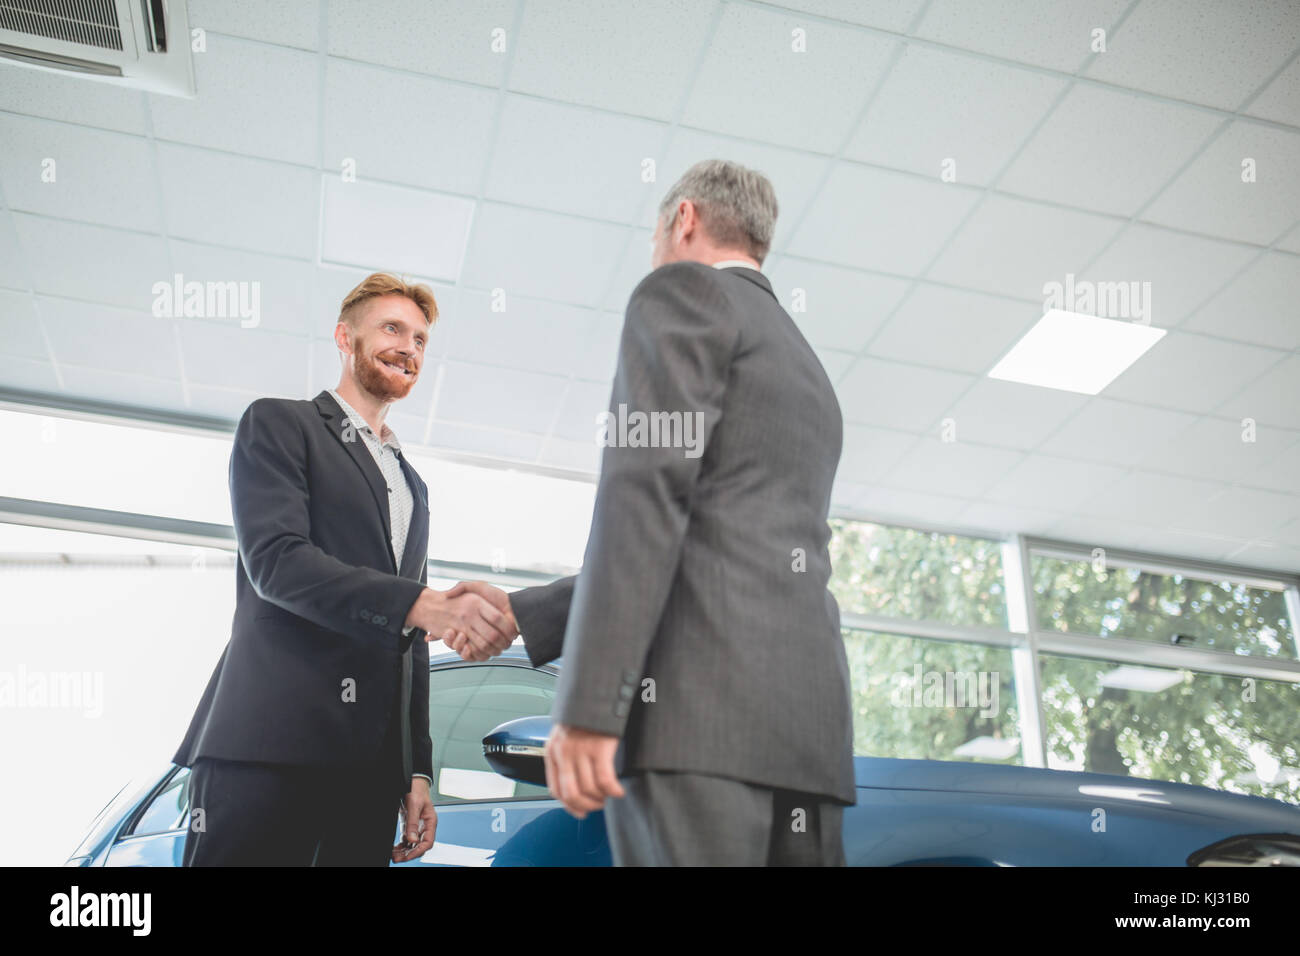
[
  {"x1": 511, "y1": 575, "x2": 576, "y2": 667},
  {"x1": 410, "y1": 558, "x2": 433, "y2": 779},
  {"x1": 552, "y1": 262, "x2": 738, "y2": 735},
  {"x1": 230, "y1": 398, "x2": 427, "y2": 645}
]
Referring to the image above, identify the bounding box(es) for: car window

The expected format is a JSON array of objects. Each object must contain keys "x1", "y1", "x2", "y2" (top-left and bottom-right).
[
  {"x1": 428, "y1": 663, "x2": 556, "y2": 805},
  {"x1": 128, "y1": 768, "x2": 190, "y2": 837}
]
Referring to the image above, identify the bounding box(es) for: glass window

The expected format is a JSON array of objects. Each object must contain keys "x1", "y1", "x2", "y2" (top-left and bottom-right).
[
  {"x1": 1040, "y1": 654, "x2": 1300, "y2": 805},
  {"x1": 1031, "y1": 553, "x2": 1297, "y2": 660},
  {"x1": 829, "y1": 519, "x2": 1008, "y2": 629},
  {"x1": 427, "y1": 663, "x2": 556, "y2": 804},
  {"x1": 843, "y1": 629, "x2": 1022, "y2": 764},
  {"x1": 128, "y1": 769, "x2": 190, "y2": 836}
]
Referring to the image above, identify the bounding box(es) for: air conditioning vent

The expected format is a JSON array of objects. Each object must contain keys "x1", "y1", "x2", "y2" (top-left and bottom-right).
[{"x1": 0, "y1": 0, "x2": 193, "y2": 96}]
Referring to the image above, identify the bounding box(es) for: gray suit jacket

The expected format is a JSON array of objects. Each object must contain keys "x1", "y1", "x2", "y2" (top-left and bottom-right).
[{"x1": 512, "y1": 261, "x2": 855, "y2": 806}]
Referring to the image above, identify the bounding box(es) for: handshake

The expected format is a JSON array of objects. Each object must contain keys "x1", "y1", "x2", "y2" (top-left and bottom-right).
[{"x1": 405, "y1": 581, "x2": 518, "y2": 662}]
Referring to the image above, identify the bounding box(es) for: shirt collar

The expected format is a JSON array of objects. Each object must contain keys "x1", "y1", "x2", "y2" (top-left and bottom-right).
[
  {"x1": 712, "y1": 259, "x2": 762, "y2": 273},
  {"x1": 327, "y1": 388, "x2": 401, "y2": 451}
]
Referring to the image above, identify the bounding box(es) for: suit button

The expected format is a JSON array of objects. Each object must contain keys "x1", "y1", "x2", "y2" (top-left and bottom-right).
[
  {"x1": 621, "y1": 669, "x2": 638, "y2": 683},
  {"x1": 618, "y1": 685, "x2": 634, "y2": 700},
  {"x1": 375, "y1": 615, "x2": 387, "y2": 626},
  {"x1": 360, "y1": 609, "x2": 371, "y2": 621},
  {"x1": 614, "y1": 700, "x2": 630, "y2": 717}
]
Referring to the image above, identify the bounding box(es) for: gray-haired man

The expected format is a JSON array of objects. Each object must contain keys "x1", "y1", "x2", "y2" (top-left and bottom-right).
[{"x1": 441, "y1": 159, "x2": 854, "y2": 865}]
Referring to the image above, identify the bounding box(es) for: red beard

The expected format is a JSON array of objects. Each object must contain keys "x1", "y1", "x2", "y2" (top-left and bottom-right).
[{"x1": 353, "y1": 341, "x2": 417, "y2": 402}]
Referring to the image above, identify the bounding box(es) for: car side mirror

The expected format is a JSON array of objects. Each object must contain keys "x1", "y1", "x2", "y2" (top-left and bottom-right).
[{"x1": 483, "y1": 715, "x2": 551, "y2": 787}]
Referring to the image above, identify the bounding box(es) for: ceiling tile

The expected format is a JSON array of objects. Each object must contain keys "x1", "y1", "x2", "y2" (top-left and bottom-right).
[
  {"x1": 1180, "y1": 485, "x2": 1300, "y2": 540},
  {"x1": 186, "y1": 384, "x2": 270, "y2": 421},
  {"x1": 433, "y1": 361, "x2": 569, "y2": 434},
  {"x1": 571, "y1": 313, "x2": 625, "y2": 383},
  {"x1": 38, "y1": 297, "x2": 182, "y2": 379},
  {"x1": 0, "y1": 290, "x2": 43, "y2": 360},
  {"x1": 942, "y1": 377, "x2": 1088, "y2": 449},
  {"x1": 1137, "y1": 416, "x2": 1299, "y2": 487},
  {"x1": 1078, "y1": 224, "x2": 1258, "y2": 329},
  {"x1": 1182, "y1": 252, "x2": 1300, "y2": 350},
  {"x1": 1245, "y1": 55, "x2": 1300, "y2": 127},
  {"x1": 867, "y1": 284, "x2": 1038, "y2": 373},
  {"x1": 551, "y1": 379, "x2": 614, "y2": 442},
  {"x1": 510, "y1": 0, "x2": 718, "y2": 120},
  {"x1": 836, "y1": 423, "x2": 917, "y2": 483},
  {"x1": 441, "y1": 289, "x2": 598, "y2": 377},
  {"x1": 851, "y1": 485, "x2": 971, "y2": 524},
  {"x1": 1142, "y1": 122, "x2": 1300, "y2": 246},
  {"x1": 767, "y1": 257, "x2": 909, "y2": 352},
  {"x1": 322, "y1": 59, "x2": 498, "y2": 196},
  {"x1": 601, "y1": 228, "x2": 652, "y2": 311},
  {"x1": 928, "y1": 193, "x2": 1122, "y2": 299},
  {"x1": 1039, "y1": 397, "x2": 1199, "y2": 466},
  {"x1": 13, "y1": 214, "x2": 169, "y2": 310},
  {"x1": 150, "y1": 36, "x2": 318, "y2": 166},
  {"x1": 984, "y1": 453, "x2": 1127, "y2": 511},
  {"x1": 954, "y1": 500, "x2": 1061, "y2": 536},
  {"x1": 0, "y1": 212, "x2": 25, "y2": 290},
  {"x1": 1215, "y1": 354, "x2": 1300, "y2": 428},
  {"x1": 836, "y1": 356, "x2": 975, "y2": 432},
  {"x1": 485, "y1": 95, "x2": 667, "y2": 222},
  {"x1": 0, "y1": 115, "x2": 160, "y2": 232},
  {"x1": 326, "y1": 0, "x2": 512, "y2": 86},
  {"x1": 1083, "y1": 0, "x2": 1300, "y2": 110},
  {"x1": 56, "y1": 365, "x2": 187, "y2": 410},
  {"x1": 0, "y1": 61, "x2": 147, "y2": 134},
  {"x1": 187, "y1": 0, "x2": 321, "y2": 50},
  {"x1": 880, "y1": 437, "x2": 1024, "y2": 497},
  {"x1": 1249, "y1": 434, "x2": 1300, "y2": 494},
  {"x1": 1103, "y1": 330, "x2": 1281, "y2": 413},
  {"x1": 156, "y1": 144, "x2": 318, "y2": 258},
  {"x1": 813, "y1": 348, "x2": 855, "y2": 383},
  {"x1": 683, "y1": 3, "x2": 896, "y2": 153},
  {"x1": 537, "y1": 436, "x2": 601, "y2": 473},
  {"x1": 1223, "y1": 541, "x2": 1300, "y2": 574},
  {"x1": 771, "y1": 0, "x2": 926, "y2": 31},
  {"x1": 428, "y1": 421, "x2": 544, "y2": 463},
  {"x1": 1076, "y1": 468, "x2": 1222, "y2": 525},
  {"x1": 845, "y1": 44, "x2": 1066, "y2": 187},
  {"x1": 321, "y1": 176, "x2": 474, "y2": 280},
  {"x1": 914, "y1": 0, "x2": 1132, "y2": 73},
  {"x1": 179, "y1": 322, "x2": 308, "y2": 395},
  {"x1": 787, "y1": 163, "x2": 981, "y2": 274},
  {"x1": 167, "y1": 240, "x2": 316, "y2": 338},
  {"x1": 460, "y1": 203, "x2": 626, "y2": 308},
  {"x1": 0, "y1": 355, "x2": 58, "y2": 392},
  {"x1": 1000, "y1": 84, "x2": 1220, "y2": 216}
]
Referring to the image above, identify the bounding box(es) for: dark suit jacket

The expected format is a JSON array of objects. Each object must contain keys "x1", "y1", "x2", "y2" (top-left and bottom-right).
[
  {"x1": 512, "y1": 262, "x2": 856, "y2": 806},
  {"x1": 173, "y1": 390, "x2": 432, "y2": 793}
]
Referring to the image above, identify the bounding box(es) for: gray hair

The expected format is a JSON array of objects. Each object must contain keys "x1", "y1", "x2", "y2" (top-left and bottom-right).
[{"x1": 657, "y1": 159, "x2": 779, "y2": 264}]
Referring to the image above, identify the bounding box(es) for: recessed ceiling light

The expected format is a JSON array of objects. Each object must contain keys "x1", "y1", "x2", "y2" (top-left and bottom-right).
[{"x1": 988, "y1": 309, "x2": 1165, "y2": 395}]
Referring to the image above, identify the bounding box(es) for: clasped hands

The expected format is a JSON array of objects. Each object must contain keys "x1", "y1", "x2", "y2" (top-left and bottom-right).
[{"x1": 407, "y1": 580, "x2": 518, "y2": 661}]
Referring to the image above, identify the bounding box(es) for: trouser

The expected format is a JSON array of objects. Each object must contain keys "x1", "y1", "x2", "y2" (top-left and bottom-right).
[
  {"x1": 603, "y1": 770, "x2": 847, "y2": 866},
  {"x1": 182, "y1": 704, "x2": 407, "y2": 867}
]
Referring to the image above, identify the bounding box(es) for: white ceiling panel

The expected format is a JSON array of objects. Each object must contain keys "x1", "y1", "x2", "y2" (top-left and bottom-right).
[
  {"x1": 836, "y1": 356, "x2": 975, "y2": 432},
  {"x1": 1103, "y1": 330, "x2": 1282, "y2": 414},
  {"x1": 1038, "y1": 397, "x2": 1199, "y2": 467},
  {"x1": 13, "y1": 214, "x2": 169, "y2": 310},
  {"x1": 485, "y1": 95, "x2": 667, "y2": 223},
  {"x1": 914, "y1": 0, "x2": 1132, "y2": 74},
  {"x1": 1249, "y1": 436, "x2": 1300, "y2": 495},
  {"x1": 537, "y1": 435, "x2": 601, "y2": 473},
  {"x1": 0, "y1": 212, "x2": 25, "y2": 290},
  {"x1": 1083, "y1": 0, "x2": 1300, "y2": 111},
  {"x1": 1136, "y1": 415, "x2": 1300, "y2": 488},
  {"x1": 772, "y1": 0, "x2": 927, "y2": 32},
  {"x1": 1246, "y1": 55, "x2": 1300, "y2": 127},
  {"x1": 880, "y1": 437, "x2": 1024, "y2": 498},
  {"x1": 441, "y1": 289, "x2": 597, "y2": 378},
  {"x1": 551, "y1": 379, "x2": 614, "y2": 443},
  {"x1": 38, "y1": 297, "x2": 182, "y2": 379},
  {"x1": 867, "y1": 283, "x2": 1038, "y2": 374},
  {"x1": 433, "y1": 361, "x2": 569, "y2": 434},
  {"x1": 928, "y1": 193, "x2": 1122, "y2": 300},
  {"x1": 814, "y1": 348, "x2": 854, "y2": 383},
  {"x1": 845, "y1": 44, "x2": 1066, "y2": 187},
  {"x1": 149, "y1": 36, "x2": 319, "y2": 166},
  {"x1": 1182, "y1": 485, "x2": 1300, "y2": 541},
  {"x1": 984, "y1": 453, "x2": 1127, "y2": 511},
  {"x1": 322, "y1": 59, "x2": 499, "y2": 196},
  {"x1": 836, "y1": 423, "x2": 917, "y2": 484},
  {"x1": 0, "y1": 115, "x2": 160, "y2": 232},
  {"x1": 509, "y1": 0, "x2": 718, "y2": 120},
  {"x1": 168, "y1": 240, "x2": 316, "y2": 338},
  {"x1": 788, "y1": 163, "x2": 981, "y2": 275},
  {"x1": 0, "y1": 289, "x2": 41, "y2": 359},
  {"x1": 428, "y1": 420, "x2": 545, "y2": 463},
  {"x1": 187, "y1": 0, "x2": 321, "y2": 51},
  {"x1": 767, "y1": 257, "x2": 909, "y2": 352},
  {"x1": 57, "y1": 365, "x2": 187, "y2": 410},
  {"x1": 0, "y1": 354, "x2": 58, "y2": 391},
  {"x1": 1142, "y1": 122, "x2": 1300, "y2": 246},
  {"x1": 326, "y1": 0, "x2": 513, "y2": 86},
  {"x1": 321, "y1": 176, "x2": 474, "y2": 280},
  {"x1": 0, "y1": 61, "x2": 147, "y2": 135},
  {"x1": 1181, "y1": 252, "x2": 1300, "y2": 350},
  {"x1": 156, "y1": 144, "x2": 318, "y2": 258},
  {"x1": 460, "y1": 203, "x2": 626, "y2": 308},
  {"x1": 683, "y1": 3, "x2": 897, "y2": 153},
  {"x1": 179, "y1": 322, "x2": 308, "y2": 396},
  {"x1": 941, "y1": 377, "x2": 1088, "y2": 450},
  {"x1": 1215, "y1": 354, "x2": 1300, "y2": 428},
  {"x1": 1000, "y1": 84, "x2": 1220, "y2": 216}
]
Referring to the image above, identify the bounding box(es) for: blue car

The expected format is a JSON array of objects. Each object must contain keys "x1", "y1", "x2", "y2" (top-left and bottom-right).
[{"x1": 67, "y1": 647, "x2": 1300, "y2": 867}]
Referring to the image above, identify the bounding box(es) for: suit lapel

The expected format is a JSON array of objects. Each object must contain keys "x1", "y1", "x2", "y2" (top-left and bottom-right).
[
  {"x1": 395, "y1": 451, "x2": 428, "y2": 579},
  {"x1": 313, "y1": 390, "x2": 396, "y2": 572},
  {"x1": 719, "y1": 265, "x2": 778, "y2": 304}
]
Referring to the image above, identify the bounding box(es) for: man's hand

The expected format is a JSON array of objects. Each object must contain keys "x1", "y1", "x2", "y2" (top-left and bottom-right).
[
  {"x1": 429, "y1": 581, "x2": 518, "y2": 661},
  {"x1": 406, "y1": 585, "x2": 514, "y2": 659},
  {"x1": 392, "y1": 777, "x2": 437, "y2": 863},
  {"x1": 544, "y1": 723, "x2": 625, "y2": 818}
]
